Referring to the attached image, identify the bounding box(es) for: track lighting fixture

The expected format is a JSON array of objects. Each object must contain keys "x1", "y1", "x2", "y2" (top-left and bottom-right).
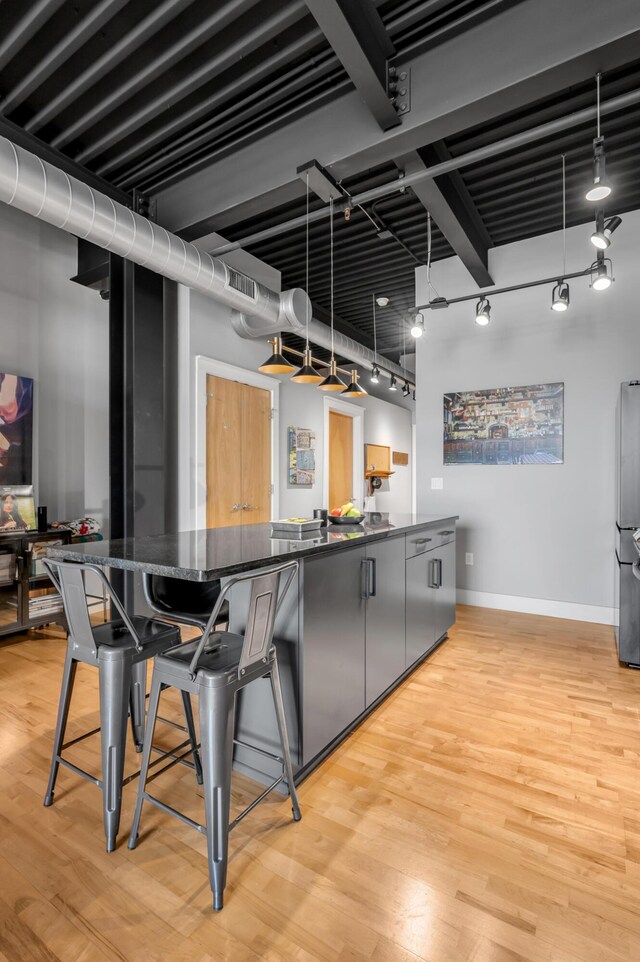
[
  {"x1": 590, "y1": 215, "x2": 622, "y2": 250},
  {"x1": 590, "y1": 257, "x2": 613, "y2": 291},
  {"x1": 410, "y1": 313, "x2": 425, "y2": 338},
  {"x1": 389, "y1": 375, "x2": 397, "y2": 391},
  {"x1": 402, "y1": 382, "x2": 410, "y2": 397},
  {"x1": 370, "y1": 364, "x2": 380, "y2": 384},
  {"x1": 412, "y1": 390, "x2": 416, "y2": 401},
  {"x1": 342, "y1": 369, "x2": 368, "y2": 398},
  {"x1": 376, "y1": 295, "x2": 389, "y2": 307},
  {"x1": 551, "y1": 281, "x2": 570, "y2": 312},
  {"x1": 475, "y1": 297, "x2": 491, "y2": 326},
  {"x1": 586, "y1": 75, "x2": 611, "y2": 202},
  {"x1": 258, "y1": 335, "x2": 296, "y2": 374}
]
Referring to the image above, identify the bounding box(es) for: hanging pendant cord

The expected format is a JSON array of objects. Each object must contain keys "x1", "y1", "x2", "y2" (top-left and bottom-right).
[
  {"x1": 562, "y1": 153, "x2": 566, "y2": 276},
  {"x1": 330, "y1": 196, "x2": 334, "y2": 357},
  {"x1": 372, "y1": 293, "x2": 377, "y2": 364},
  {"x1": 596, "y1": 72, "x2": 601, "y2": 138},
  {"x1": 305, "y1": 171, "x2": 310, "y2": 348},
  {"x1": 425, "y1": 211, "x2": 440, "y2": 300}
]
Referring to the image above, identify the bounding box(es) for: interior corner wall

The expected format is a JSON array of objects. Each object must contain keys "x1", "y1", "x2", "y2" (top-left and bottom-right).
[
  {"x1": 414, "y1": 209, "x2": 640, "y2": 625},
  {"x1": 0, "y1": 204, "x2": 109, "y2": 530},
  {"x1": 176, "y1": 286, "x2": 414, "y2": 528}
]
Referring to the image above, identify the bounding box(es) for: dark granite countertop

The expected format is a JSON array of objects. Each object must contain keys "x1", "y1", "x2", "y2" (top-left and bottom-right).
[{"x1": 46, "y1": 513, "x2": 458, "y2": 581}]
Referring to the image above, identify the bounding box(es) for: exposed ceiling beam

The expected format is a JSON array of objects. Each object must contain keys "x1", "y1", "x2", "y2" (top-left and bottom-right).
[
  {"x1": 0, "y1": 0, "x2": 66, "y2": 74},
  {"x1": 155, "y1": 0, "x2": 640, "y2": 239},
  {"x1": 397, "y1": 146, "x2": 494, "y2": 287},
  {"x1": 304, "y1": 0, "x2": 399, "y2": 131}
]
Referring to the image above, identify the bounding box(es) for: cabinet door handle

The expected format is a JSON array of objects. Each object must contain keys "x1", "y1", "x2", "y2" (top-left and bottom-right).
[
  {"x1": 428, "y1": 559, "x2": 437, "y2": 588},
  {"x1": 369, "y1": 558, "x2": 377, "y2": 597},
  {"x1": 437, "y1": 558, "x2": 443, "y2": 587},
  {"x1": 360, "y1": 559, "x2": 370, "y2": 599}
]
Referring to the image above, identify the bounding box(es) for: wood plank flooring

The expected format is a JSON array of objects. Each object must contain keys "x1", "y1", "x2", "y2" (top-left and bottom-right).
[{"x1": 0, "y1": 606, "x2": 638, "y2": 962}]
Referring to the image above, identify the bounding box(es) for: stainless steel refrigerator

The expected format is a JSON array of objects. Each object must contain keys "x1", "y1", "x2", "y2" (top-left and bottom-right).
[{"x1": 615, "y1": 381, "x2": 640, "y2": 666}]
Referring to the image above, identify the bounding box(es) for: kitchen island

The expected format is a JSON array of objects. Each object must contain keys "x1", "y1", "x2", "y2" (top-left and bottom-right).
[{"x1": 48, "y1": 512, "x2": 458, "y2": 783}]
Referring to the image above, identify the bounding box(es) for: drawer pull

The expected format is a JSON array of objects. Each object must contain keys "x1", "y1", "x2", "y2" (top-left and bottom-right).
[
  {"x1": 438, "y1": 530, "x2": 454, "y2": 536},
  {"x1": 413, "y1": 537, "x2": 432, "y2": 545}
]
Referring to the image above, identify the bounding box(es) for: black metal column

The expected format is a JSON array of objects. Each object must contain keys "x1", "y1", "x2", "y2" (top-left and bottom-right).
[{"x1": 109, "y1": 255, "x2": 166, "y2": 607}]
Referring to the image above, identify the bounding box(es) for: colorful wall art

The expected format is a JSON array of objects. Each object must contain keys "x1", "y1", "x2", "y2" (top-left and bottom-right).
[
  {"x1": 288, "y1": 426, "x2": 316, "y2": 486},
  {"x1": 0, "y1": 373, "x2": 34, "y2": 484},
  {"x1": 443, "y1": 383, "x2": 564, "y2": 465}
]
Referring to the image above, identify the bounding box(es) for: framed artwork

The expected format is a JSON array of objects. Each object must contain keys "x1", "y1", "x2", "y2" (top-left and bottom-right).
[
  {"x1": 443, "y1": 383, "x2": 564, "y2": 465},
  {"x1": 0, "y1": 373, "x2": 34, "y2": 484},
  {"x1": 0, "y1": 485, "x2": 36, "y2": 531},
  {"x1": 288, "y1": 426, "x2": 316, "y2": 486}
]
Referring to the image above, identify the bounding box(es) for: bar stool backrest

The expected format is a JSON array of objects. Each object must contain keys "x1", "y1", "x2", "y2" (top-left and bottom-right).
[
  {"x1": 43, "y1": 559, "x2": 97, "y2": 659},
  {"x1": 237, "y1": 569, "x2": 281, "y2": 675}
]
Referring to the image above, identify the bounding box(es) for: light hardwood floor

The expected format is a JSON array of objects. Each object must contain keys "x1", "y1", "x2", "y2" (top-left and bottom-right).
[{"x1": 0, "y1": 607, "x2": 639, "y2": 962}]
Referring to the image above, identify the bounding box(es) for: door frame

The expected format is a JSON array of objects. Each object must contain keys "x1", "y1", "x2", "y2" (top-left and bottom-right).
[
  {"x1": 195, "y1": 355, "x2": 280, "y2": 530},
  {"x1": 323, "y1": 396, "x2": 364, "y2": 511}
]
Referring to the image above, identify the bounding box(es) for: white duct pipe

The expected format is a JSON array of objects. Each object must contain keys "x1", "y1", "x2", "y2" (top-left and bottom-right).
[{"x1": 0, "y1": 134, "x2": 309, "y2": 328}]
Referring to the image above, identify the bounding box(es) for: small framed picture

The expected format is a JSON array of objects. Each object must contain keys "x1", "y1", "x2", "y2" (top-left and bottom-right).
[{"x1": 0, "y1": 485, "x2": 36, "y2": 532}]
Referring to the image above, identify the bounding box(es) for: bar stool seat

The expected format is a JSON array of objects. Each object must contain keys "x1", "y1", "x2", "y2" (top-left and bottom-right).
[
  {"x1": 129, "y1": 561, "x2": 302, "y2": 911},
  {"x1": 42, "y1": 559, "x2": 203, "y2": 853}
]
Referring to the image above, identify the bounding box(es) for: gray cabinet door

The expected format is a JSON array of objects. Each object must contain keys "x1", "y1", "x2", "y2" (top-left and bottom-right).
[
  {"x1": 365, "y1": 536, "x2": 406, "y2": 706},
  {"x1": 301, "y1": 547, "x2": 366, "y2": 764},
  {"x1": 405, "y1": 552, "x2": 435, "y2": 667},
  {"x1": 432, "y1": 539, "x2": 456, "y2": 642}
]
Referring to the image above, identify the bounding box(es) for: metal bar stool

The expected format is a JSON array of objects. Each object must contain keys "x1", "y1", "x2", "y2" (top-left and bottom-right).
[
  {"x1": 42, "y1": 559, "x2": 202, "y2": 852},
  {"x1": 129, "y1": 560, "x2": 302, "y2": 911}
]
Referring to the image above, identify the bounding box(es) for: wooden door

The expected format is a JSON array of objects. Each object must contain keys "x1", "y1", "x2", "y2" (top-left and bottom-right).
[
  {"x1": 206, "y1": 375, "x2": 272, "y2": 528},
  {"x1": 329, "y1": 410, "x2": 353, "y2": 510}
]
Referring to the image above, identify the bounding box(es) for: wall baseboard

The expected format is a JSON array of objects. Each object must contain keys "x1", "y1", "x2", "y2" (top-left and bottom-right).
[{"x1": 457, "y1": 589, "x2": 617, "y2": 626}]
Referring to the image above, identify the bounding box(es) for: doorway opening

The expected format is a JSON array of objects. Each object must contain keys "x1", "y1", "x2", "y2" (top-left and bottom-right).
[
  {"x1": 323, "y1": 397, "x2": 364, "y2": 513},
  {"x1": 195, "y1": 357, "x2": 279, "y2": 529}
]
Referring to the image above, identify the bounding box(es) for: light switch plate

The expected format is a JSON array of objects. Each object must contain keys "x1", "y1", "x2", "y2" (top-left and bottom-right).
[
  {"x1": 431, "y1": 478, "x2": 443, "y2": 489},
  {"x1": 465, "y1": 552, "x2": 474, "y2": 565}
]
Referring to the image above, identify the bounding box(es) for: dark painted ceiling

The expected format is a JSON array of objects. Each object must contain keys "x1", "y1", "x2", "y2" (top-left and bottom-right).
[{"x1": 0, "y1": 0, "x2": 639, "y2": 364}]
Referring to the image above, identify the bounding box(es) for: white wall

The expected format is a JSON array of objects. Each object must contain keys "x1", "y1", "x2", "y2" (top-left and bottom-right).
[
  {"x1": 0, "y1": 205, "x2": 109, "y2": 529},
  {"x1": 176, "y1": 285, "x2": 413, "y2": 528},
  {"x1": 414, "y1": 209, "x2": 640, "y2": 624}
]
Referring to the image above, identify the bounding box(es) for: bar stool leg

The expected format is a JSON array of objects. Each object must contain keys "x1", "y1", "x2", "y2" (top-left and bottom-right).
[
  {"x1": 44, "y1": 648, "x2": 77, "y2": 807},
  {"x1": 269, "y1": 658, "x2": 301, "y2": 821},
  {"x1": 130, "y1": 660, "x2": 147, "y2": 752},
  {"x1": 99, "y1": 654, "x2": 132, "y2": 852},
  {"x1": 199, "y1": 684, "x2": 235, "y2": 911},
  {"x1": 180, "y1": 691, "x2": 203, "y2": 785},
  {"x1": 128, "y1": 672, "x2": 164, "y2": 849}
]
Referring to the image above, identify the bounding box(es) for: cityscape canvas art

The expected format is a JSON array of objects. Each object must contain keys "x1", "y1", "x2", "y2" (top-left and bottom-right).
[{"x1": 443, "y1": 383, "x2": 564, "y2": 465}]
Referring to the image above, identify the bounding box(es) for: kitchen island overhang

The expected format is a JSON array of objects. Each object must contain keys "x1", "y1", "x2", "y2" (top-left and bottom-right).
[{"x1": 48, "y1": 513, "x2": 458, "y2": 784}]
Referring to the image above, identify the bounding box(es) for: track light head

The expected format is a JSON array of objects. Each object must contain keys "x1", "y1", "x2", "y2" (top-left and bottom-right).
[
  {"x1": 590, "y1": 257, "x2": 613, "y2": 291},
  {"x1": 551, "y1": 281, "x2": 570, "y2": 312},
  {"x1": 586, "y1": 137, "x2": 611, "y2": 202},
  {"x1": 590, "y1": 215, "x2": 622, "y2": 250},
  {"x1": 475, "y1": 297, "x2": 491, "y2": 326},
  {"x1": 402, "y1": 382, "x2": 410, "y2": 397},
  {"x1": 370, "y1": 364, "x2": 380, "y2": 384},
  {"x1": 412, "y1": 390, "x2": 416, "y2": 401},
  {"x1": 389, "y1": 375, "x2": 397, "y2": 391},
  {"x1": 410, "y1": 313, "x2": 425, "y2": 338}
]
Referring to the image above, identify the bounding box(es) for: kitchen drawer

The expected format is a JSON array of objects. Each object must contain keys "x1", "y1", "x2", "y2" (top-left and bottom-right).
[
  {"x1": 433, "y1": 524, "x2": 456, "y2": 547},
  {"x1": 405, "y1": 531, "x2": 436, "y2": 559}
]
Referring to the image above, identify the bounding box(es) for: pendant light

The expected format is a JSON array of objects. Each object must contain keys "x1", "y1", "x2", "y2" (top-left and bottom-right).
[
  {"x1": 590, "y1": 214, "x2": 622, "y2": 250},
  {"x1": 551, "y1": 155, "x2": 570, "y2": 313},
  {"x1": 258, "y1": 335, "x2": 296, "y2": 374},
  {"x1": 342, "y1": 369, "x2": 368, "y2": 398},
  {"x1": 475, "y1": 297, "x2": 491, "y2": 326},
  {"x1": 319, "y1": 198, "x2": 346, "y2": 391},
  {"x1": 292, "y1": 171, "x2": 323, "y2": 384},
  {"x1": 586, "y1": 74, "x2": 611, "y2": 202},
  {"x1": 370, "y1": 293, "x2": 380, "y2": 382}
]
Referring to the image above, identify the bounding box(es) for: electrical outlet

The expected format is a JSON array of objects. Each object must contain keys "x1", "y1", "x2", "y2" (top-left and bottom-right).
[
  {"x1": 431, "y1": 477, "x2": 443, "y2": 490},
  {"x1": 465, "y1": 552, "x2": 474, "y2": 565}
]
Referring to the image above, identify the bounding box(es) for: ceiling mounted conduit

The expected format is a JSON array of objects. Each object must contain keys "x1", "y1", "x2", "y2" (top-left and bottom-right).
[{"x1": 0, "y1": 135, "x2": 411, "y2": 384}]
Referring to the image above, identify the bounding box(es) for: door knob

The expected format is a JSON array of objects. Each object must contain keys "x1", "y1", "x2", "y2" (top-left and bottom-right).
[
  {"x1": 242, "y1": 503, "x2": 255, "y2": 510},
  {"x1": 231, "y1": 503, "x2": 241, "y2": 511}
]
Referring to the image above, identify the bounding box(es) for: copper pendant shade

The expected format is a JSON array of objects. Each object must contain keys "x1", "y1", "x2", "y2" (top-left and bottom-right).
[
  {"x1": 318, "y1": 357, "x2": 347, "y2": 391},
  {"x1": 341, "y1": 369, "x2": 368, "y2": 398},
  {"x1": 291, "y1": 346, "x2": 323, "y2": 383},
  {"x1": 258, "y1": 335, "x2": 296, "y2": 374}
]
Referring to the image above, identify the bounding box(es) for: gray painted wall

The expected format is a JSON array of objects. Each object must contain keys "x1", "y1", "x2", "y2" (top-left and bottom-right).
[
  {"x1": 414, "y1": 209, "x2": 640, "y2": 620},
  {"x1": 0, "y1": 204, "x2": 109, "y2": 529}
]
